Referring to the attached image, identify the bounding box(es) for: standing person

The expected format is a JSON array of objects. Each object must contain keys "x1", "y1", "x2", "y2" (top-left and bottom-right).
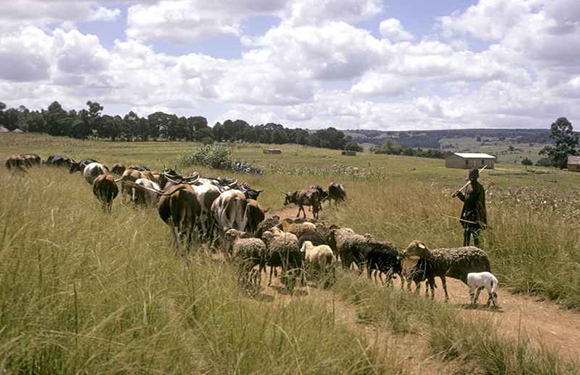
[{"x1": 452, "y1": 168, "x2": 487, "y2": 247}]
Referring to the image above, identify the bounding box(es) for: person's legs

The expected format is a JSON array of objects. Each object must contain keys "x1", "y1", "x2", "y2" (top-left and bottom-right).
[
  {"x1": 472, "y1": 227, "x2": 482, "y2": 247},
  {"x1": 463, "y1": 227, "x2": 471, "y2": 246}
]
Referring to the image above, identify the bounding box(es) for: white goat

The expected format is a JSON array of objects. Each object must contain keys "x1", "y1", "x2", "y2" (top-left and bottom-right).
[{"x1": 467, "y1": 271, "x2": 499, "y2": 307}]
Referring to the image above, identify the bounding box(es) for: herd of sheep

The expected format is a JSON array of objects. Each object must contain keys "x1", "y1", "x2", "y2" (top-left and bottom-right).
[{"x1": 5, "y1": 153, "x2": 500, "y2": 307}]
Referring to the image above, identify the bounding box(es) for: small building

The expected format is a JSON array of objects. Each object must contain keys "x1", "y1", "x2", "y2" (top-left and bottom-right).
[
  {"x1": 0, "y1": 125, "x2": 8, "y2": 133},
  {"x1": 11, "y1": 128, "x2": 24, "y2": 133},
  {"x1": 445, "y1": 153, "x2": 496, "y2": 169},
  {"x1": 263, "y1": 149, "x2": 282, "y2": 154},
  {"x1": 342, "y1": 150, "x2": 357, "y2": 156},
  {"x1": 568, "y1": 156, "x2": 580, "y2": 172}
]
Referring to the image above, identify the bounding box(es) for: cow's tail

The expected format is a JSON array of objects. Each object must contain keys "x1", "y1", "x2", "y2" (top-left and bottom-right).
[
  {"x1": 123, "y1": 180, "x2": 186, "y2": 196},
  {"x1": 243, "y1": 203, "x2": 252, "y2": 232}
]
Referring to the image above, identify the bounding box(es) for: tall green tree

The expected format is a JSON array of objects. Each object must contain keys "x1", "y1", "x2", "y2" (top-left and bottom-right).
[
  {"x1": 539, "y1": 117, "x2": 579, "y2": 169},
  {"x1": 45, "y1": 101, "x2": 73, "y2": 136}
]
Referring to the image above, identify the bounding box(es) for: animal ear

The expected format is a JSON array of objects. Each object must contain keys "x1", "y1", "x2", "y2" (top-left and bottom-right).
[{"x1": 263, "y1": 206, "x2": 269, "y2": 213}]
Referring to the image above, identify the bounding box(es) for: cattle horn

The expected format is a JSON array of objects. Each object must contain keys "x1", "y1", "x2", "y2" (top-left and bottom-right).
[{"x1": 228, "y1": 179, "x2": 238, "y2": 187}]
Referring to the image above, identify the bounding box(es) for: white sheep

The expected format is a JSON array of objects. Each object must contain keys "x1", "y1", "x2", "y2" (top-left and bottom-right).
[
  {"x1": 300, "y1": 241, "x2": 336, "y2": 285},
  {"x1": 467, "y1": 271, "x2": 499, "y2": 307}
]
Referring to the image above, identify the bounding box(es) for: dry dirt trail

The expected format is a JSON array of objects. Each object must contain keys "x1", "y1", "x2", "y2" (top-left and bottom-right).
[{"x1": 272, "y1": 206, "x2": 580, "y2": 365}]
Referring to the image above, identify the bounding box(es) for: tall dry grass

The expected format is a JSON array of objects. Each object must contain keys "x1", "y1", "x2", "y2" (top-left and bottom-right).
[{"x1": 0, "y1": 167, "x2": 403, "y2": 374}]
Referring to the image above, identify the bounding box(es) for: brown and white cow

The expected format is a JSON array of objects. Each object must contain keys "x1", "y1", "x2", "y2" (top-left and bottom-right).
[
  {"x1": 132, "y1": 178, "x2": 162, "y2": 205},
  {"x1": 284, "y1": 189, "x2": 322, "y2": 219},
  {"x1": 190, "y1": 182, "x2": 221, "y2": 238},
  {"x1": 210, "y1": 190, "x2": 248, "y2": 237},
  {"x1": 83, "y1": 162, "x2": 108, "y2": 185},
  {"x1": 92, "y1": 174, "x2": 119, "y2": 213},
  {"x1": 116, "y1": 168, "x2": 156, "y2": 199},
  {"x1": 23, "y1": 153, "x2": 41, "y2": 166},
  {"x1": 5, "y1": 154, "x2": 30, "y2": 170}
]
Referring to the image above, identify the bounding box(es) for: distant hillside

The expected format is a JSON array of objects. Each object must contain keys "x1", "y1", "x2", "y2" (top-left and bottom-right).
[{"x1": 345, "y1": 129, "x2": 554, "y2": 149}]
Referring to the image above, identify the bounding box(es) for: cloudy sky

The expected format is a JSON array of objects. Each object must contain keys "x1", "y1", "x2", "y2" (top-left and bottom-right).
[{"x1": 1, "y1": 0, "x2": 580, "y2": 130}]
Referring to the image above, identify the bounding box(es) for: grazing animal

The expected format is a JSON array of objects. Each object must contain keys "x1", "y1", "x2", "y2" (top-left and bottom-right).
[
  {"x1": 327, "y1": 227, "x2": 367, "y2": 272},
  {"x1": 262, "y1": 228, "x2": 302, "y2": 288},
  {"x1": 44, "y1": 155, "x2": 76, "y2": 168},
  {"x1": 189, "y1": 182, "x2": 221, "y2": 238},
  {"x1": 277, "y1": 220, "x2": 317, "y2": 239},
  {"x1": 238, "y1": 183, "x2": 264, "y2": 200},
  {"x1": 300, "y1": 241, "x2": 336, "y2": 286},
  {"x1": 327, "y1": 182, "x2": 347, "y2": 206},
  {"x1": 361, "y1": 240, "x2": 402, "y2": 287},
  {"x1": 23, "y1": 153, "x2": 41, "y2": 166},
  {"x1": 403, "y1": 240, "x2": 491, "y2": 301},
  {"x1": 255, "y1": 216, "x2": 281, "y2": 239},
  {"x1": 211, "y1": 190, "x2": 248, "y2": 234},
  {"x1": 5, "y1": 154, "x2": 31, "y2": 170},
  {"x1": 158, "y1": 184, "x2": 200, "y2": 252},
  {"x1": 70, "y1": 158, "x2": 98, "y2": 174},
  {"x1": 133, "y1": 178, "x2": 162, "y2": 205},
  {"x1": 111, "y1": 163, "x2": 126, "y2": 175},
  {"x1": 116, "y1": 168, "x2": 156, "y2": 198},
  {"x1": 284, "y1": 189, "x2": 322, "y2": 219},
  {"x1": 244, "y1": 199, "x2": 267, "y2": 234},
  {"x1": 309, "y1": 184, "x2": 328, "y2": 207},
  {"x1": 83, "y1": 162, "x2": 108, "y2": 185},
  {"x1": 467, "y1": 272, "x2": 499, "y2": 307},
  {"x1": 92, "y1": 174, "x2": 119, "y2": 213},
  {"x1": 222, "y1": 229, "x2": 267, "y2": 288},
  {"x1": 402, "y1": 257, "x2": 436, "y2": 297}
]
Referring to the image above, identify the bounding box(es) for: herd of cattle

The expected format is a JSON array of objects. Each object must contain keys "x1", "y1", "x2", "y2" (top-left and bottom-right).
[{"x1": 5, "y1": 152, "x2": 496, "y2": 305}]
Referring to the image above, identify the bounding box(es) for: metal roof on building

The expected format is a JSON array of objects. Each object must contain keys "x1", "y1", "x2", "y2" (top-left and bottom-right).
[
  {"x1": 452, "y1": 153, "x2": 496, "y2": 159},
  {"x1": 568, "y1": 156, "x2": 580, "y2": 165}
]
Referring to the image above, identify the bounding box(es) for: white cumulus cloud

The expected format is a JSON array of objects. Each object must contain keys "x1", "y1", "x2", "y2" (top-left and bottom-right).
[{"x1": 379, "y1": 18, "x2": 414, "y2": 42}]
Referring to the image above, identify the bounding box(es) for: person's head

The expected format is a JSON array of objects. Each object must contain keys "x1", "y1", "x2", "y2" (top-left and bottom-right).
[{"x1": 468, "y1": 168, "x2": 479, "y2": 182}]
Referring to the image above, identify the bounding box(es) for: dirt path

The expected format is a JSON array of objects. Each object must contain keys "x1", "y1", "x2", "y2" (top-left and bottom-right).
[
  {"x1": 273, "y1": 206, "x2": 580, "y2": 365},
  {"x1": 259, "y1": 269, "x2": 458, "y2": 374}
]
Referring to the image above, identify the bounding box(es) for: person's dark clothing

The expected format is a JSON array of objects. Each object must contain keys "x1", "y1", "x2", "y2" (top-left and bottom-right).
[{"x1": 456, "y1": 180, "x2": 487, "y2": 246}]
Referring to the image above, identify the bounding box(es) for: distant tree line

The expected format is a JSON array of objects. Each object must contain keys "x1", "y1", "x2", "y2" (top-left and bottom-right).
[
  {"x1": 371, "y1": 139, "x2": 453, "y2": 159},
  {"x1": 0, "y1": 101, "x2": 362, "y2": 151}
]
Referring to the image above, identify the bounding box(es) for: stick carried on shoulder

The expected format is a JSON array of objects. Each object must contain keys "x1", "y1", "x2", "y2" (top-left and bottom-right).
[{"x1": 452, "y1": 165, "x2": 487, "y2": 197}]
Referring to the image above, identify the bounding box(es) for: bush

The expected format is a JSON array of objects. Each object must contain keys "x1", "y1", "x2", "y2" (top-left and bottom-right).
[
  {"x1": 182, "y1": 144, "x2": 234, "y2": 169},
  {"x1": 521, "y1": 157, "x2": 533, "y2": 166},
  {"x1": 181, "y1": 144, "x2": 264, "y2": 174}
]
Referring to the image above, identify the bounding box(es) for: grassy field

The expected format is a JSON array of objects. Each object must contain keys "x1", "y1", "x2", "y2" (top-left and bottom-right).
[{"x1": 2, "y1": 133, "x2": 580, "y2": 374}]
